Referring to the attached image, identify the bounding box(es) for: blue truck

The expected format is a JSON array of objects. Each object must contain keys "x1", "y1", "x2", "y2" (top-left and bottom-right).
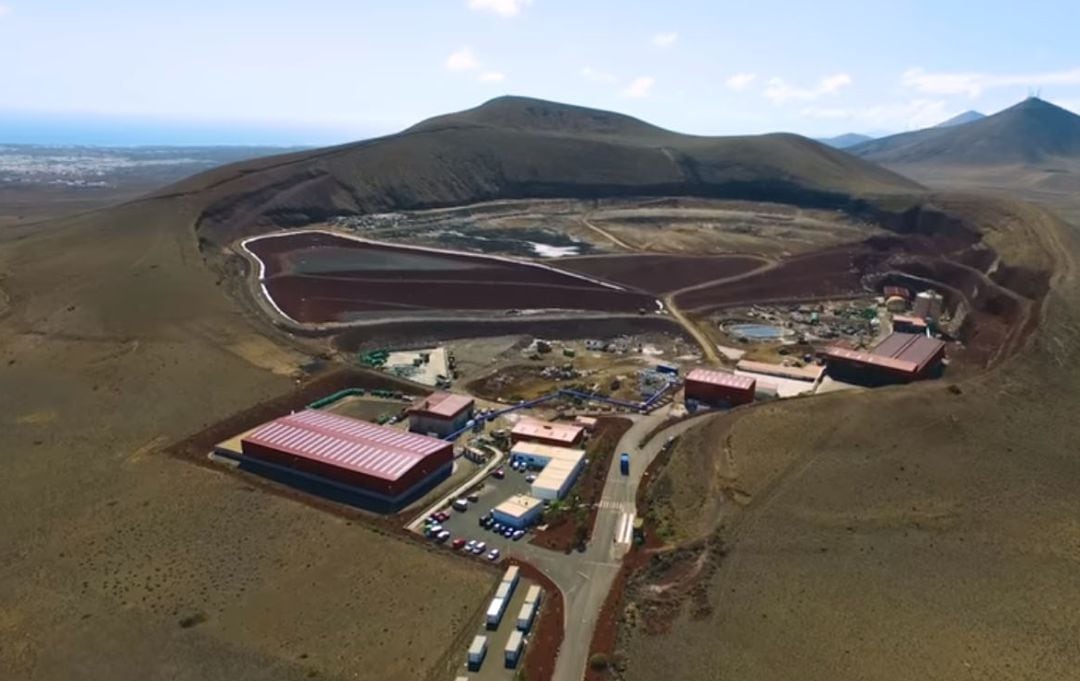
[{"x1": 620, "y1": 452, "x2": 630, "y2": 475}]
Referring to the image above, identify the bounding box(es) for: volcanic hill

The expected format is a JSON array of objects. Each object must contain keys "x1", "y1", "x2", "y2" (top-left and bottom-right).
[
  {"x1": 850, "y1": 97, "x2": 1080, "y2": 166},
  {"x1": 150, "y1": 96, "x2": 922, "y2": 244}
]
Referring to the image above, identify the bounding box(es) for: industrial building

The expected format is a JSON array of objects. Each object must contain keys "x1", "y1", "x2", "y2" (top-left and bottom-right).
[
  {"x1": 511, "y1": 418, "x2": 585, "y2": 448},
  {"x1": 913, "y1": 290, "x2": 945, "y2": 320},
  {"x1": 406, "y1": 391, "x2": 475, "y2": 437},
  {"x1": 684, "y1": 368, "x2": 756, "y2": 408},
  {"x1": 892, "y1": 314, "x2": 929, "y2": 334},
  {"x1": 492, "y1": 495, "x2": 544, "y2": 529},
  {"x1": 822, "y1": 332, "x2": 946, "y2": 385},
  {"x1": 228, "y1": 410, "x2": 453, "y2": 508},
  {"x1": 510, "y1": 441, "x2": 587, "y2": 501}
]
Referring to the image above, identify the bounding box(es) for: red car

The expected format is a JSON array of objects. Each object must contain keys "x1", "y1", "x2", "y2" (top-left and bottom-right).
[
  {"x1": 492, "y1": 468, "x2": 506, "y2": 480},
  {"x1": 451, "y1": 538, "x2": 466, "y2": 550},
  {"x1": 435, "y1": 511, "x2": 451, "y2": 522}
]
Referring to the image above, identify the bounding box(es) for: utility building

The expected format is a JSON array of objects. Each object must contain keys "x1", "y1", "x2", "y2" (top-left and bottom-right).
[
  {"x1": 406, "y1": 391, "x2": 475, "y2": 437},
  {"x1": 492, "y1": 495, "x2": 544, "y2": 529},
  {"x1": 235, "y1": 410, "x2": 453, "y2": 508},
  {"x1": 511, "y1": 419, "x2": 585, "y2": 448},
  {"x1": 684, "y1": 368, "x2": 756, "y2": 408}
]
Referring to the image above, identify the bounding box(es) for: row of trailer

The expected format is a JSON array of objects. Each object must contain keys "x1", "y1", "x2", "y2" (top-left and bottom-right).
[{"x1": 466, "y1": 566, "x2": 544, "y2": 675}]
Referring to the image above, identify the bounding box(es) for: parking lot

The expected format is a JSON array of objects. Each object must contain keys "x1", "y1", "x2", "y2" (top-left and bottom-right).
[{"x1": 422, "y1": 461, "x2": 540, "y2": 559}]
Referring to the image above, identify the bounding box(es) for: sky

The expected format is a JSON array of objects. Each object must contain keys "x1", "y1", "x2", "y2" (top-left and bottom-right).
[{"x1": 3, "y1": 0, "x2": 1080, "y2": 145}]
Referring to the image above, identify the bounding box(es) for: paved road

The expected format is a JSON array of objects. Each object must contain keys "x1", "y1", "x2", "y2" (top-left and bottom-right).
[{"x1": 500, "y1": 409, "x2": 716, "y2": 681}]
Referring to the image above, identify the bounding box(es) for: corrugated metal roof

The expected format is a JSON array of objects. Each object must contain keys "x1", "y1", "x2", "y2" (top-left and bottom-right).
[
  {"x1": 409, "y1": 391, "x2": 474, "y2": 419},
  {"x1": 869, "y1": 331, "x2": 945, "y2": 371},
  {"x1": 821, "y1": 346, "x2": 918, "y2": 372},
  {"x1": 889, "y1": 335, "x2": 945, "y2": 370},
  {"x1": 685, "y1": 368, "x2": 756, "y2": 391},
  {"x1": 511, "y1": 419, "x2": 584, "y2": 444},
  {"x1": 243, "y1": 410, "x2": 447, "y2": 482}
]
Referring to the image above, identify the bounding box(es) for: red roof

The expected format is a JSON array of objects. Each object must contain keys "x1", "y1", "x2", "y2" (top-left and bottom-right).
[
  {"x1": 409, "y1": 392, "x2": 474, "y2": 419},
  {"x1": 511, "y1": 419, "x2": 584, "y2": 445},
  {"x1": 686, "y1": 368, "x2": 756, "y2": 391},
  {"x1": 821, "y1": 346, "x2": 918, "y2": 373},
  {"x1": 243, "y1": 410, "x2": 448, "y2": 482},
  {"x1": 884, "y1": 285, "x2": 911, "y2": 300},
  {"x1": 892, "y1": 314, "x2": 928, "y2": 328},
  {"x1": 872, "y1": 332, "x2": 945, "y2": 371}
]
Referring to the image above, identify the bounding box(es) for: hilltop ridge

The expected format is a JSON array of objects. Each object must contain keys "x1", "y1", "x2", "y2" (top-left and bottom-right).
[{"x1": 143, "y1": 96, "x2": 923, "y2": 243}]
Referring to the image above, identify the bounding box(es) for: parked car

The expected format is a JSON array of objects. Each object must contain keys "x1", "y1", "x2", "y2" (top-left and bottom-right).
[
  {"x1": 502, "y1": 528, "x2": 515, "y2": 538},
  {"x1": 492, "y1": 468, "x2": 505, "y2": 480},
  {"x1": 466, "y1": 540, "x2": 477, "y2": 551},
  {"x1": 427, "y1": 524, "x2": 443, "y2": 536},
  {"x1": 487, "y1": 549, "x2": 501, "y2": 561},
  {"x1": 493, "y1": 523, "x2": 504, "y2": 533},
  {"x1": 452, "y1": 498, "x2": 469, "y2": 512},
  {"x1": 474, "y1": 541, "x2": 487, "y2": 553},
  {"x1": 467, "y1": 493, "x2": 480, "y2": 503},
  {"x1": 436, "y1": 511, "x2": 451, "y2": 522},
  {"x1": 451, "y1": 538, "x2": 466, "y2": 550},
  {"x1": 436, "y1": 530, "x2": 451, "y2": 542},
  {"x1": 525, "y1": 474, "x2": 536, "y2": 483},
  {"x1": 512, "y1": 530, "x2": 525, "y2": 541}
]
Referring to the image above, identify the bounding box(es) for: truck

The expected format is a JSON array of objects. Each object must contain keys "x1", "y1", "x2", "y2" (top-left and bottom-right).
[{"x1": 620, "y1": 452, "x2": 630, "y2": 475}]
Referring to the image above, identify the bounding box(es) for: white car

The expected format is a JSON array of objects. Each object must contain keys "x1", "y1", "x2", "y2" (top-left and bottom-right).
[
  {"x1": 474, "y1": 541, "x2": 487, "y2": 553},
  {"x1": 465, "y1": 540, "x2": 477, "y2": 551},
  {"x1": 487, "y1": 548, "x2": 501, "y2": 561},
  {"x1": 525, "y1": 474, "x2": 536, "y2": 483}
]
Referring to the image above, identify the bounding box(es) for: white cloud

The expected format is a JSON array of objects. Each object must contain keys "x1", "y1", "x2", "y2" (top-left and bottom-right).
[
  {"x1": 580, "y1": 66, "x2": 617, "y2": 84},
  {"x1": 623, "y1": 76, "x2": 655, "y2": 98},
  {"x1": 445, "y1": 47, "x2": 480, "y2": 72},
  {"x1": 800, "y1": 98, "x2": 952, "y2": 131},
  {"x1": 0, "y1": 4, "x2": 11, "y2": 18},
  {"x1": 725, "y1": 72, "x2": 757, "y2": 92},
  {"x1": 467, "y1": 0, "x2": 533, "y2": 17},
  {"x1": 764, "y1": 72, "x2": 852, "y2": 103},
  {"x1": 902, "y1": 66, "x2": 1080, "y2": 98},
  {"x1": 652, "y1": 32, "x2": 678, "y2": 48},
  {"x1": 478, "y1": 71, "x2": 506, "y2": 83}
]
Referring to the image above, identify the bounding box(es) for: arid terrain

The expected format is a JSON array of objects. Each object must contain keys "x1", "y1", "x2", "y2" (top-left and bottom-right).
[
  {"x1": 3, "y1": 95, "x2": 1080, "y2": 681},
  {"x1": 610, "y1": 101, "x2": 1080, "y2": 681}
]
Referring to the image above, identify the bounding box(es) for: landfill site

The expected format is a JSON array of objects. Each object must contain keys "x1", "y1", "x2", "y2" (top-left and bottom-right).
[{"x1": 195, "y1": 275, "x2": 958, "y2": 680}]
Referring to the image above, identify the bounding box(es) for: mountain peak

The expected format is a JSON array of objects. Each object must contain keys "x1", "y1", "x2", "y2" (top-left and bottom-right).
[
  {"x1": 849, "y1": 96, "x2": 1080, "y2": 166},
  {"x1": 408, "y1": 95, "x2": 667, "y2": 137},
  {"x1": 935, "y1": 110, "x2": 986, "y2": 128}
]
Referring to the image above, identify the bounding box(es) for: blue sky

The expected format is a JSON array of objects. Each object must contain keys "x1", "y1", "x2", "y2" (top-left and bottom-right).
[{"x1": 3, "y1": 0, "x2": 1080, "y2": 145}]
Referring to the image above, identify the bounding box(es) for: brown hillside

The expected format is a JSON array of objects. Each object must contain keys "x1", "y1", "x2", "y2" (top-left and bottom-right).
[{"x1": 143, "y1": 96, "x2": 923, "y2": 243}]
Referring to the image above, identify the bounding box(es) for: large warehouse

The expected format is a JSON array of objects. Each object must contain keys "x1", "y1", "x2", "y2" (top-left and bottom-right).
[
  {"x1": 822, "y1": 332, "x2": 946, "y2": 385},
  {"x1": 407, "y1": 391, "x2": 475, "y2": 437},
  {"x1": 684, "y1": 368, "x2": 756, "y2": 407},
  {"x1": 231, "y1": 409, "x2": 453, "y2": 509},
  {"x1": 511, "y1": 418, "x2": 585, "y2": 448}
]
